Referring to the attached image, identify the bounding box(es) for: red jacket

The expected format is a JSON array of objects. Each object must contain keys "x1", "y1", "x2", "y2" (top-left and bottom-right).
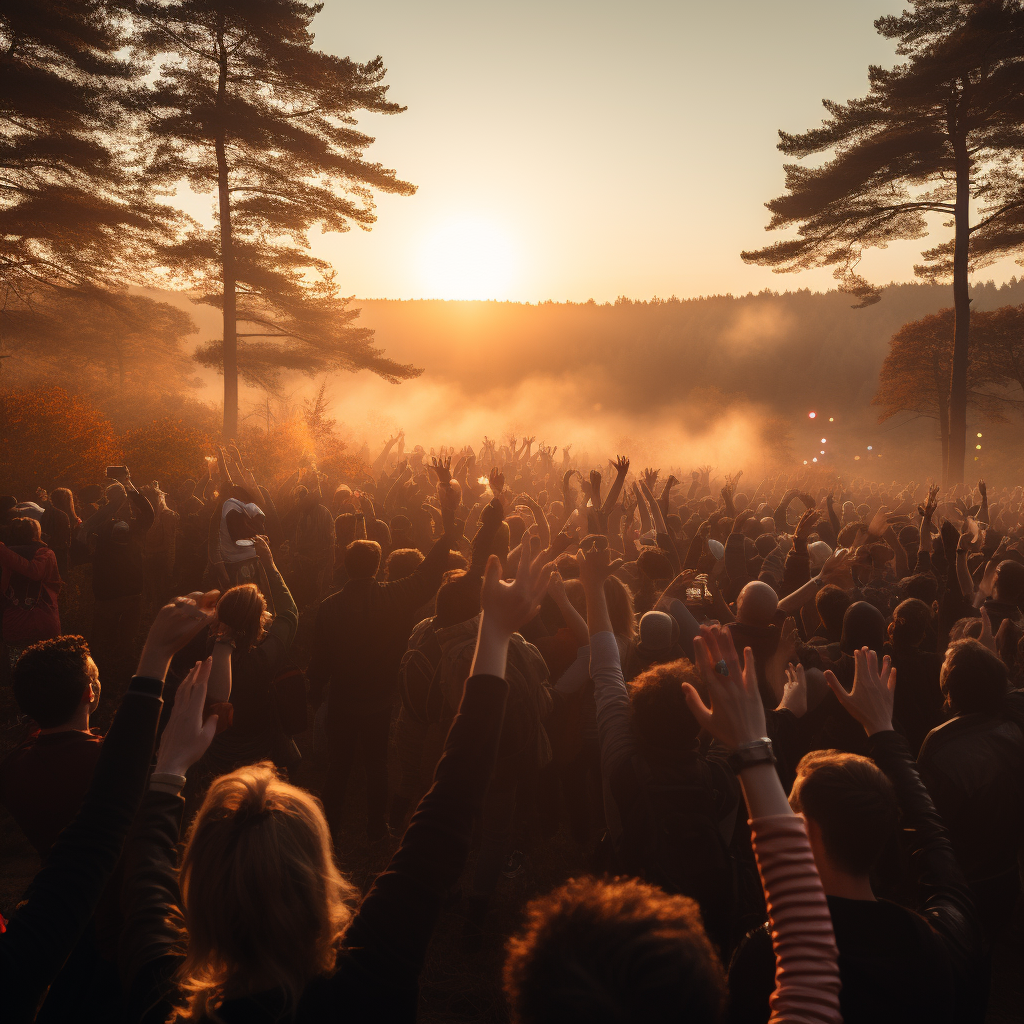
[{"x1": 0, "y1": 541, "x2": 62, "y2": 644}]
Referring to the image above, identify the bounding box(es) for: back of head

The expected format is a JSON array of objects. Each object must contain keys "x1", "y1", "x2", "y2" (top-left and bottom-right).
[
  {"x1": 504, "y1": 875, "x2": 725, "y2": 1024},
  {"x1": 140, "y1": 484, "x2": 166, "y2": 511},
  {"x1": 993, "y1": 559, "x2": 1024, "y2": 606},
  {"x1": 637, "y1": 546, "x2": 672, "y2": 583},
  {"x1": 940, "y1": 637, "x2": 1008, "y2": 715},
  {"x1": 901, "y1": 572, "x2": 939, "y2": 605},
  {"x1": 51, "y1": 487, "x2": 76, "y2": 519},
  {"x1": 790, "y1": 749, "x2": 898, "y2": 877},
  {"x1": 8, "y1": 516, "x2": 41, "y2": 544},
  {"x1": 385, "y1": 547, "x2": 424, "y2": 581},
  {"x1": 434, "y1": 569, "x2": 479, "y2": 627},
  {"x1": 630, "y1": 659, "x2": 701, "y2": 751},
  {"x1": 13, "y1": 636, "x2": 93, "y2": 727},
  {"x1": 815, "y1": 584, "x2": 850, "y2": 636},
  {"x1": 216, "y1": 584, "x2": 268, "y2": 652},
  {"x1": 553, "y1": 553, "x2": 580, "y2": 580},
  {"x1": 179, "y1": 764, "x2": 357, "y2": 1019},
  {"x1": 840, "y1": 600, "x2": 886, "y2": 656},
  {"x1": 889, "y1": 598, "x2": 931, "y2": 648},
  {"x1": 105, "y1": 481, "x2": 126, "y2": 506},
  {"x1": 736, "y1": 581, "x2": 778, "y2": 628},
  {"x1": 344, "y1": 539, "x2": 382, "y2": 580}
]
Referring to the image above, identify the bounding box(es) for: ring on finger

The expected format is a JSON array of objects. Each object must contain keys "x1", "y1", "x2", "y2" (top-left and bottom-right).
[{"x1": 714, "y1": 659, "x2": 729, "y2": 677}]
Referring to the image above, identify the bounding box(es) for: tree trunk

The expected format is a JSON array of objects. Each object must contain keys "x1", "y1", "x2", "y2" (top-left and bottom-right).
[
  {"x1": 935, "y1": 354, "x2": 950, "y2": 487},
  {"x1": 946, "y1": 125, "x2": 971, "y2": 486},
  {"x1": 938, "y1": 391, "x2": 950, "y2": 489},
  {"x1": 215, "y1": 21, "x2": 237, "y2": 440}
]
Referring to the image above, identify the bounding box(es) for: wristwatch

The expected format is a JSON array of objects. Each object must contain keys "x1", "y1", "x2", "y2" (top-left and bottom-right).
[{"x1": 728, "y1": 737, "x2": 776, "y2": 774}]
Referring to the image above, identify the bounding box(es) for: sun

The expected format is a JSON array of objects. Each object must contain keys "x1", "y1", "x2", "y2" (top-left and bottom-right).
[{"x1": 419, "y1": 218, "x2": 518, "y2": 300}]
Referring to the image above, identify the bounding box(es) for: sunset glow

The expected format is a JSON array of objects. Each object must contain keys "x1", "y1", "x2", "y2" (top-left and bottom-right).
[{"x1": 419, "y1": 219, "x2": 518, "y2": 300}]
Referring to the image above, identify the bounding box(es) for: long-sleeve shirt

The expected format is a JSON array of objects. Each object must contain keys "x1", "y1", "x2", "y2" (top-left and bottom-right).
[
  {"x1": 749, "y1": 815, "x2": 843, "y2": 1024},
  {"x1": 0, "y1": 674, "x2": 164, "y2": 1023},
  {"x1": 0, "y1": 541, "x2": 61, "y2": 642},
  {"x1": 118, "y1": 673, "x2": 510, "y2": 1024}
]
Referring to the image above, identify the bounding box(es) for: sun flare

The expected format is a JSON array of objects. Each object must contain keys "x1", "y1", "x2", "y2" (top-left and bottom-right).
[{"x1": 419, "y1": 218, "x2": 518, "y2": 300}]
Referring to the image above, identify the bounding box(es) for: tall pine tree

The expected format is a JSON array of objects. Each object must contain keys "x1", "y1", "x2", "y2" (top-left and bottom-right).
[
  {"x1": 136, "y1": 0, "x2": 420, "y2": 437},
  {"x1": 743, "y1": 0, "x2": 1024, "y2": 484},
  {"x1": 0, "y1": 1, "x2": 171, "y2": 356}
]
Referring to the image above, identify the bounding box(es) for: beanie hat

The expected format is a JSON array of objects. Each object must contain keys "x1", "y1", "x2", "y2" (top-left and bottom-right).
[{"x1": 638, "y1": 610, "x2": 677, "y2": 654}]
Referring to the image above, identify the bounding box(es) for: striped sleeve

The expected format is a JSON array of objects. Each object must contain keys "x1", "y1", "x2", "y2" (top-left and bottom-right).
[{"x1": 750, "y1": 814, "x2": 843, "y2": 1024}]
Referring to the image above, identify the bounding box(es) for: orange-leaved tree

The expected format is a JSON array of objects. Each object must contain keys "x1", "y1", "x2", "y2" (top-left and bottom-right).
[
  {"x1": 120, "y1": 415, "x2": 221, "y2": 496},
  {"x1": 0, "y1": 386, "x2": 120, "y2": 497},
  {"x1": 874, "y1": 308, "x2": 1008, "y2": 483}
]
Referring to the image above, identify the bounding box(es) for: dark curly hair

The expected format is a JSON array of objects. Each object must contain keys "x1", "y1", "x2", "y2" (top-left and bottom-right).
[
  {"x1": 13, "y1": 636, "x2": 93, "y2": 727},
  {"x1": 504, "y1": 875, "x2": 726, "y2": 1024}
]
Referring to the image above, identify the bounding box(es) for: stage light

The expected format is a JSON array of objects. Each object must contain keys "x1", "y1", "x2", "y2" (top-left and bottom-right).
[
  {"x1": 809, "y1": 412, "x2": 816, "y2": 419},
  {"x1": 867, "y1": 446, "x2": 873, "y2": 450},
  {"x1": 812, "y1": 457, "x2": 818, "y2": 463}
]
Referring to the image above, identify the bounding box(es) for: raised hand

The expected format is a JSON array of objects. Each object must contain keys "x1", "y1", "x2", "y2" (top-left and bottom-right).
[
  {"x1": 685, "y1": 625, "x2": 767, "y2": 749},
  {"x1": 480, "y1": 548, "x2": 553, "y2": 637},
  {"x1": 794, "y1": 508, "x2": 822, "y2": 540},
  {"x1": 642, "y1": 467, "x2": 659, "y2": 491},
  {"x1": 576, "y1": 542, "x2": 624, "y2": 590},
  {"x1": 866, "y1": 506, "x2": 890, "y2": 537},
  {"x1": 777, "y1": 662, "x2": 808, "y2": 719},
  {"x1": 153, "y1": 658, "x2": 219, "y2": 777},
  {"x1": 824, "y1": 647, "x2": 894, "y2": 737},
  {"x1": 430, "y1": 455, "x2": 453, "y2": 485},
  {"x1": 137, "y1": 591, "x2": 220, "y2": 682},
  {"x1": 613, "y1": 454, "x2": 630, "y2": 476},
  {"x1": 488, "y1": 466, "x2": 506, "y2": 497}
]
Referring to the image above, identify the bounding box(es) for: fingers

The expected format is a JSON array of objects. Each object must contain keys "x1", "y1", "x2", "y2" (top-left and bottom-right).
[
  {"x1": 824, "y1": 669, "x2": 850, "y2": 707},
  {"x1": 681, "y1": 682, "x2": 713, "y2": 730}
]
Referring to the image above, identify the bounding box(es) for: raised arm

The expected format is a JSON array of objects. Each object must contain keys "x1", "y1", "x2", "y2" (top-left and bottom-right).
[
  {"x1": 687, "y1": 627, "x2": 842, "y2": 1024},
  {"x1": 601, "y1": 456, "x2": 630, "y2": 517},
  {"x1": 341, "y1": 547, "x2": 552, "y2": 975},
  {"x1": 1, "y1": 597, "x2": 218, "y2": 1021}
]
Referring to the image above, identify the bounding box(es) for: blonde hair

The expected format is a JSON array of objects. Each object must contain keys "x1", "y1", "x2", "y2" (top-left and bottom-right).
[
  {"x1": 176, "y1": 764, "x2": 357, "y2": 1020},
  {"x1": 216, "y1": 584, "x2": 270, "y2": 652}
]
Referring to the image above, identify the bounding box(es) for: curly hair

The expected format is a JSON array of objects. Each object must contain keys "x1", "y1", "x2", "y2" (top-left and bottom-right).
[{"x1": 504, "y1": 875, "x2": 726, "y2": 1024}]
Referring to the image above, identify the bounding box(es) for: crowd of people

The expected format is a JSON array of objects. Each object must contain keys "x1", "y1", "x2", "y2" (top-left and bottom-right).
[{"x1": 1, "y1": 432, "x2": 1022, "y2": 1023}]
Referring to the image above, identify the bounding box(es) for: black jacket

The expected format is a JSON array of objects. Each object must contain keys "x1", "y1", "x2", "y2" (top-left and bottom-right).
[
  {"x1": 118, "y1": 674, "x2": 509, "y2": 1024},
  {"x1": 728, "y1": 730, "x2": 985, "y2": 1024},
  {"x1": 917, "y1": 690, "x2": 1024, "y2": 932},
  {"x1": 0, "y1": 675, "x2": 164, "y2": 1023}
]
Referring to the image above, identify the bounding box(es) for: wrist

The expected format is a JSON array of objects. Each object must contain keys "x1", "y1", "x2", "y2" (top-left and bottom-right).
[{"x1": 136, "y1": 646, "x2": 172, "y2": 682}]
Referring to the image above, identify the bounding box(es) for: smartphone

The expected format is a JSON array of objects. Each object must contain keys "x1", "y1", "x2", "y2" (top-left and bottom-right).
[{"x1": 105, "y1": 466, "x2": 127, "y2": 479}]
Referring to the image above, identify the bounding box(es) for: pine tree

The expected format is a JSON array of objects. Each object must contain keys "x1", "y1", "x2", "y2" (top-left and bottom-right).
[
  {"x1": 0, "y1": 1, "x2": 172, "y2": 353},
  {"x1": 743, "y1": 0, "x2": 1024, "y2": 484},
  {"x1": 136, "y1": 0, "x2": 420, "y2": 438}
]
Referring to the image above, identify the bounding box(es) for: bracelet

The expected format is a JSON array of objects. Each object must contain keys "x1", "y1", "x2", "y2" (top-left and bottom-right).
[{"x1": 150, "y1": 772, "x2": 187, "y2": 788}]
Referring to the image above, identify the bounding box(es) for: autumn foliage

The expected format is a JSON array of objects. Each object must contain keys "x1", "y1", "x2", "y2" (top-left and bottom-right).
[{"x1": 0, "y1": 386, "x2": 121, "y2": 497}]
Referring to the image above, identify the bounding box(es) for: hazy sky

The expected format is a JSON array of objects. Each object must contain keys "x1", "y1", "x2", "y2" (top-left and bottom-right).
[{"x1": 276, "y1": 1, "x2": 1023, "y2": 303}]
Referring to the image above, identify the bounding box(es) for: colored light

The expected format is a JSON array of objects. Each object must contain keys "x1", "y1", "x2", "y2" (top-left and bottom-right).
[
  {"x1": 977, "y1": 433, "x2": 982, "y2": 438},
  {"x1": 976, "y1": 444, "x2": 982, "y2": 449},
  {"x1": 803, "y1": 460, "x2": 808, "y2": 465},
  {"x1": 867, "y1": 446, "x2": 873, "y2": 450},
  {"x1": 821, "y1": 438, "x2": 827, "y2": 443},
  {"x1": 812, "y1": 457, "x2": 818, "y2": 463},
  {"x1": 809, "y1": 411, "x2": 816, "y2": 419},
  {"x1": 829, "y1": 417, "x2": 834, "y2": 422},
  {"x1": 855, "y1": 456, "x2": 861, "y2": 461}
]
